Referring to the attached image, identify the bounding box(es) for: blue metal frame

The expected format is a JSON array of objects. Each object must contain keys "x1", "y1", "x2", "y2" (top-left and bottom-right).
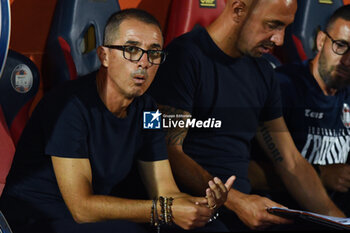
[
  {"x1": 0, "y1": 0, "x2": 11, "y2": 79},
  {"x1": 0, "y1": 211, "x2": 12, "y2": 233}
]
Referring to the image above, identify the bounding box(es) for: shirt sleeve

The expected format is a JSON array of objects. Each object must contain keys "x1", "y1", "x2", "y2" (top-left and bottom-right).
[
  {"x1": 149, "y1": 42, "x2": 199, "y2": 114},
  {"x1": 137, "y1": 130, "x2": 168, "y2": 162},
  {"x1": 137, "y1": 96, "x2": 168, "y2": 162},
  {"x1": 257, "y1": 59, "x2": 283, "y2": 122},
  {"x1": 44, "y1": 97, "x2": 89, "y2": 158},
  {"x1": 276, "y1": 71, "x2": 294, "y2": 118}
]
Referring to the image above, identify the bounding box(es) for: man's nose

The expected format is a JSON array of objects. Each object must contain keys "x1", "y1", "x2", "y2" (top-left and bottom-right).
[
  {"x1": 137, "y1": 52, "x2": 151, "y2": 68},
  {"x1": 270, "y1": 30, "x2": 285, "y2": 47},
  {"x1": 340, "y1": 49, "x2": 350, "y2": 67}
]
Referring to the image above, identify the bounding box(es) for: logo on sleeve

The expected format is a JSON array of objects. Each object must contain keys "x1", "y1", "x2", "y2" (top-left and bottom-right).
[
  {"x1": 143, "y1": 110, "x2": 162, "y2": 129},
  {"x1": 341, "y1": 103, "x2": 350, "y2": 128}
]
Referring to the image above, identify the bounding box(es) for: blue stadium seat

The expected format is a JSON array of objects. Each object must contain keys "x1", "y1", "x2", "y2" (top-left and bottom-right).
[
  {"x1": 43, "y1": 0, "x2": 120, "y2": 91},
  {"x1": 0, "y1": 50, "x2": 40, "y2": 145},
  {"x1": 0, "y1": 50, "x2": 40, "y2": 195}
]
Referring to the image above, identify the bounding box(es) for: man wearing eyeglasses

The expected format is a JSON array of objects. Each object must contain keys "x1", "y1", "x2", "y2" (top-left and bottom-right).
[
  {"x1": 254, "y1": 5, "x2": 350, "y2": 216},
  {"x1": 0, "y1": 9, "x2": 235, "y2": 233}
]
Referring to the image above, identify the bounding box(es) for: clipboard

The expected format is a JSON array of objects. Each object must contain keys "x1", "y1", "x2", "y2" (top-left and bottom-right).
[{"x1": 267, "y1": 207, "x2": 350, "y2": 230}]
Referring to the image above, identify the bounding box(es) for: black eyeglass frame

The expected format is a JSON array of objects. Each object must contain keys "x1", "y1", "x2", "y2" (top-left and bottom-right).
[
  {"x1": 104, "y1": 45, "x2": 167, "y2": 65},
  {"x1": 323, "y1": 31, "x2": 350, "y2": 55}
]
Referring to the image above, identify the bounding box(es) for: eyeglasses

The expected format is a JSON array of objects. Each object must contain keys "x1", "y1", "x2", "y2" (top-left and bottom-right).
[
  {"x1": 324, "y1": 31, "x2": 350, "y2": 55},
  {"x1": 104, "y1": 45, "x2": 167, "y2": 65}
]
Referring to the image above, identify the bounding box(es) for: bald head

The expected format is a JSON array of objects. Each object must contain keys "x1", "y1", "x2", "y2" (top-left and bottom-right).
[
  {"x1": 236, "y1": 0, "x2": 297, "y2": 57},
  {"x1": 222, "y1": 0, "x2": 255, "y2": 20},
  {"x1": 206, "y1": 0, "x2": 257, "y2": 57}
]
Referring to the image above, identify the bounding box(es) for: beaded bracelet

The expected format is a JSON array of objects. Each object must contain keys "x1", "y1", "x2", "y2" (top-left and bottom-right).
[
  {"x1": 150, "y1": 199, "x2": 155, "y2": 226},
  {"x1": 159, "y1": 196, "x2": 165, "y2": 225},
  {"x1": 208, "y1": 212, "x2": 219, "y2": 223},
  {"x1": 165, "y1": 197, "x2": 173, "y2": 224},
  {"x1": 150, "y1": 198, "x2": 158, "y2": 226},
  {"x1": 151, "y1": 196, "x2": 174, "y2": 232}
]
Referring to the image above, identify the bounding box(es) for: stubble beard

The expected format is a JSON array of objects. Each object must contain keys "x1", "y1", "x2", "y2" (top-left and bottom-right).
[{"x1": 318, "y1": 50, "x2": 337, "y2": 89}]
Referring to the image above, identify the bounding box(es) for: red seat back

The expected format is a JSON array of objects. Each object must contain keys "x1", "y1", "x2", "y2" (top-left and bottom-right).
[
  {"x1": 0, "y1": 106, "x2": 15, "y2": 196},
  {"x1": 165, "y1": 0, "x2": 226, "y2": 46}
]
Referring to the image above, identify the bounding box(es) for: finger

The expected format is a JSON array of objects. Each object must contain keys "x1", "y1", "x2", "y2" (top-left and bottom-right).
[
  {"x1": 262, "y1": 208, "x2": 294, "y2": 225},
  {"x1": 254, "y1": 222, "x2": 273, "y2": 230},
  {"x1": 195, "y1": 204, "x2": 212, "y2": 217},
  {"x1": 191, "y1": 197, "x2": 208, "y2": 205},
  {"x1": 264, "y1": 204, "x2": 293, "y2": 225},
  {"x1": 266, "y1": 214, "x2": 294, "y2": 225},
  {"x1": 337, "y1": 177, "x2": 350, "y2": 191},
  {"x1": 197, "y1": 215, "x2": 212, "y2": 222},
  {"x1": 213, "y1": 177, "x2": 227, "y2": 193},
  {"x1": 206, "y1": 188, "x2": 216, "y2": 209},
  {"x1": 341, "y1": 177, "x2": 350, "y2": 187},
  {"x1": 335, "y1": 184, "x2": 348, "y2": 193},
  {"x1": 208, "y1": 180, "x2": 222, "y2": 200},
  {"x1": 192, "y1": 219, "x2": 212, "y2": 228},
  {"x1": 268, "y1": 200, "x2": 289, "y2": 210},
  {"x1": 224, "y1": 175, "x2": 236, "y2": 190}
]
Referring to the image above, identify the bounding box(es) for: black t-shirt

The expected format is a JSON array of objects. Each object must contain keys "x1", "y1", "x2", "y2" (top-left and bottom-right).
[
  {"x1": 149, "y1": 26, "x2": 282, "y2": 193},
  {"x1": 1, "y1": 72, "x2": 168, "y2": 220}
]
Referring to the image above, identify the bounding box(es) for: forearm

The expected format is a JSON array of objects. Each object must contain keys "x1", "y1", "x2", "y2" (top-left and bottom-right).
[
  {"x1": 69, "y1": 195, "x2": 152, "y2": 223},
  {"x1": 277, "y1": 157, "x2": 345, "y2": 217},
  {"x1": 52, "y1": 157, "x2": 168, "y2": 224},
  {"x1": 224, "y1": 188, "x2": 248, "y2": 213},
  {"x1": 72, "y1": 159, "x2": 211, "y2": 229},
  {"x1": 73, "y1": 194, "x2": 193, "y2": 225},
  {"x1": 257, "y1": 118, "x2": 345, "y2": 217},
  {"x1": 167, "y1": 145, "x2": 214, "y2": 196},
  {"x1": 159, "y1": 105, "x2": 214, "y2": 196}
]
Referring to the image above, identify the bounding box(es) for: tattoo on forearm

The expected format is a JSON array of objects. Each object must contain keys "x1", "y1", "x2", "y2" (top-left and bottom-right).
[
  {"x1": 165, "y1": 127, "x2": 187, "y2": 145},
  {"x1": 159, "y1": 105, "x2": 189, "y2": 146},
  {"x1": 259, "y1": 124, "x2": 283, "y2": 163}
]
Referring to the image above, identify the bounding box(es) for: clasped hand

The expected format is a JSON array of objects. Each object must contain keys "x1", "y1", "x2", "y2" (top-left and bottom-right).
[{"x1": 171, "y1": 176, "x2": 235, "y2": 230}]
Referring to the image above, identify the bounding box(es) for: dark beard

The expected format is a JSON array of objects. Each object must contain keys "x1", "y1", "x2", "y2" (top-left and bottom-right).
[
  {"x1": 318, "y1": 50, "x2": 336, "y2": 88},
  {"x1": 318, "y1": 49, "x2": 350, "y2": 90}
]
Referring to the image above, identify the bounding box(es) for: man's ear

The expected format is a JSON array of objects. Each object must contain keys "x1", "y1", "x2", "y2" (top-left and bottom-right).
[
  {"x1": 97, "y1": 46, "x2": 109, "y2": 67},
  {"x1": 316, "y1": 30, "x2": 326, "y2": 52},
  {"x1": 231, "y1": 0, "x2": 247, "y2": 23}
]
